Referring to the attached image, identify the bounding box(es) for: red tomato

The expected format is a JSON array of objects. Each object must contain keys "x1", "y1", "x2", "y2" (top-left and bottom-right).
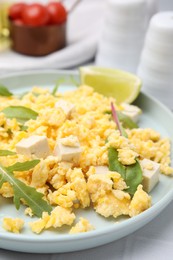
[
  {"x1": 21, "y1": 4, "x2": 50, "y2": 26},
  {"x1": 14, "y1": 19, "x2": 24, "y2": 26},
  {"x1": 9, "y1": 3, "x2": 27, "y2": 20},
  {"x1": 47, "y1": 2, "x2": 67, "y2": 25}
]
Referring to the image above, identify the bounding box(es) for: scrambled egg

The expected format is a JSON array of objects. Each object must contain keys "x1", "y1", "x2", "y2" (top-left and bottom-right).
[
  {"x1": 3, "y1": 218, "x2": 24, "y2": 233},
  {"x1": 0, "y1": 85, "x2": 172, "y2": 235},
  {"x1": 69, "y1": 217, "x2": 94, "y2": 234},
  {"x1": 30, "y1": 206, "x2": 75, "y2": 234},
  {"x1": 129, "y1": 185, "x2": 151, "y2": 217}
]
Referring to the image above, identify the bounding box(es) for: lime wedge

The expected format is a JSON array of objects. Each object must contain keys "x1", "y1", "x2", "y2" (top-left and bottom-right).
[{"x1": 80, "y1": 66, "x2": 142, "y2": 104}]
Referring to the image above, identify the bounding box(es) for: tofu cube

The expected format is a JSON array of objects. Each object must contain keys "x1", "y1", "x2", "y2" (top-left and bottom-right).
[
  {"x1": 121, "y1": 103, "x2": 142, "y2": 123},
  {"x1": 95, "y1": 166, "x2": 109, "y2": 174},
  {"x1": 55, "y1": 100, "x2": 75, "y2": 118},
  {"x1": 53, "y1": 136, "x2": 82, "y2": 162},
  {"x1": 140, "y1": 159, "x2": 160, "y2": 193},
  {"x1": 16, "y1": 135, "x2": 50, "y2": 159}
]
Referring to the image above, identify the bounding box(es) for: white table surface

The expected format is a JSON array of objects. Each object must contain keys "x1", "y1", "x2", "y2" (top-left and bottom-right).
[{"x1": 0, "y1": 0, "x2": 173, "y2": 259}]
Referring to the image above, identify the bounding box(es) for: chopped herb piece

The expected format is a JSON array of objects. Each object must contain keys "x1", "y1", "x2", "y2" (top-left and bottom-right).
[
  {"x1": 52, "y1": 78, "x2": 66, "y2": 96},
  {"x1": 0, "y1": 84, "x2": 13, "y2": 97},
  {"x1": 2, "y1": 106, "x2": 38, "y2": 124},
  {"x1": 0, "y1": 150, "x2": 16, "y2": 156}
]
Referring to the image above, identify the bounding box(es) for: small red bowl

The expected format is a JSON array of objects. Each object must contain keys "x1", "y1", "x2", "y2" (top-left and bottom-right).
[{"x1": 10, "y1": 20, "x2": 66, "y2": 56}]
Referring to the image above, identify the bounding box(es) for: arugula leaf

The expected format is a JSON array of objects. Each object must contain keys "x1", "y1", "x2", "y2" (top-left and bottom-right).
[
  {"x1": 52, "y1": 78, "x2": 66, "y2": 96},
  {"x1": 0, "y1": 84, "x2": 13, "y2": 97},
  {"x1": 108, "y1": 147, "x2": 126, "y2": 179},
  {"x1": 69, "y1": 75, "x2": 80, "y2": 87},
  {"x1": 111, "y1": 102, "x2": 128, "y2": 138},
  {"x1": 2, "y1": 106, "x2": 38, "y2": 124},
  {"x1": 117, "y1": 111, "x2": 138, "y2": 129},
  {"x1": 7, "y1": 159, "x2": 40, "y2": 172},
  {"x1": 108, "y1": 147, "x2": 142, "y2": 195},
  {"x1": 125, "y1": 159, "x2": 143, "y2": 195},
  {"x1": 52, "y1": 76, "x2": 80, "y2": 96},
  {"x1": 0, "y1": 161, "x2": 52, "y2": 217},
  {"x1": 0, "y1": 150, "x2": 16, "y2": 156}
]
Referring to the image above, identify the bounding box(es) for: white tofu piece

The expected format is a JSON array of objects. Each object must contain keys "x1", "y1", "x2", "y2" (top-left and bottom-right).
[
  {"x1": 121, "y1": 103, "x2": 142, "y2": 123},
  {"x1": 16, "y1": 135, "x2": 50, "y2": 159},
  {"x1": 95, "y1": 166, "x2": 109, "y2": 174},
  {"x1": 140, "y1": 158, "x2": 160, "y2": 193},
  {"x1": 53, "y1": 136, "x2": 82, "y2": 162},
  {"x1": 55, "y1": 100, "x2": 75, "y2": 117}
]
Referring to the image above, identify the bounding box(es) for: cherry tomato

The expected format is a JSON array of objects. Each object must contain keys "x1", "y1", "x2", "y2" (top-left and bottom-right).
[
  {"x1": 9, "y1": 3, "x2": 27, "y2": 20},
  {"x1": 47, "y1": 2, "x2": 67, "y2": 25},
  {"x1": 14, "y1": 19, "x2": 24, "y2": 26},
  {"x1": 21, "y1": 4, "x2": 50, "y2": 26}
]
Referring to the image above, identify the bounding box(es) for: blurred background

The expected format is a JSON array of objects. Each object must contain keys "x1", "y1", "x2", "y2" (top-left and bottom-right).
[{"x1": 0, "y1": 0, "x2": 173, "y2": 108}]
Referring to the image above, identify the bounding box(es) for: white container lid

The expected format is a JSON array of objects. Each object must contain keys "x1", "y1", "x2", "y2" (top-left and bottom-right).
[
  {"x1": 108, "y1": 0, "x2": 147, "y2": 18},
  {"x1": 105, "y1": 14, "x2": 147, "y2": 32},
  {"x1": 149, "y1": 12, "x2": 173, "y2": 39}
]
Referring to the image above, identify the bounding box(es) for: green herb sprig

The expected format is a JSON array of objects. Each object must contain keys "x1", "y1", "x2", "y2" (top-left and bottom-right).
[
  {"x1": 0, "y1": 150, "x2": 16, "y2": 156},
  {"x1": 108, "y1": 103, "x2": 142, "y2": 195},
  {"x1": 108, "y1": 147, "x2": 143, "y2": 195},
  {"x1": 2, "y1": 106, "x2": 38, "y2": 124},
  {"x1": 0, "y1": 160, "x2": 52, "y2": 217},
  {"x1": 0, "y1": 84, "x2": 13, "y2": 97}
]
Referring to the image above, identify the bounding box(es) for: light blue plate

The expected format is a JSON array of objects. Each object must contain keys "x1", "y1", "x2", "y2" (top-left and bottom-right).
[{"x1": 0, "y1": 70, "x2": 172, "y2": 253}]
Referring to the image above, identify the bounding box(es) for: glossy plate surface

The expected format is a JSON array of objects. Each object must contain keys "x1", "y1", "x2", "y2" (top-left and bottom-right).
[{"x1": 0, "y1": 70, "x2": 172, "y2": 253}]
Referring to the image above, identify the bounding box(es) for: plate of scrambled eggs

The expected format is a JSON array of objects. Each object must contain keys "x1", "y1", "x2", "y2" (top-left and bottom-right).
[{"x1": 0, "y1": 70, "x2": 172, "y2": 253}]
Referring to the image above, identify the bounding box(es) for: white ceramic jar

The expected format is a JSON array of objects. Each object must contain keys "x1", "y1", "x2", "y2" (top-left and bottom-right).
[
  {"x1": 137, "y1": 12, "x2": 173, "y2": 108},
  {"x1": 95, "y1": 0, "x2": 148, "y2": 73}
]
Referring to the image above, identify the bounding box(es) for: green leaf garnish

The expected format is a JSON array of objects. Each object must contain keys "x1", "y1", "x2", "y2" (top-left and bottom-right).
[
  {"x1": 0, "y1": 84, "x2": 13, "y2": 97},
  {"x1": 7, "y1": 159, "x2": 40, "y2": 172},
  {"x1": 108, "y1": 147, "x2": 126, "y2": 179},
  {"x1": 117, "y1": 111, "x2": 138, "y2": 129},
  {"x1": 125, "y1": 159, "x2": 143, "y2": 195},
  {"x1": 0, "y1": 161, "x2": 52, "y2": 217},
  {"x1": 52, "y1": 76, "x2": 80, "y2": 96},
  {"x1": 108, "y1": 147, "x2": 142, "y2": 195},
  {"x1": 0, "y1": 150, "x2": 16, "y2": 156},
  {"x1": 69, "y1": 75, "x2": 80, "y2": 87},
  {"x1": 52, "y1": 78, "x2": 66, "y2": 96},
  {"x1": 2, "y1": 106, "x2": 38, "y2": 124}
]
